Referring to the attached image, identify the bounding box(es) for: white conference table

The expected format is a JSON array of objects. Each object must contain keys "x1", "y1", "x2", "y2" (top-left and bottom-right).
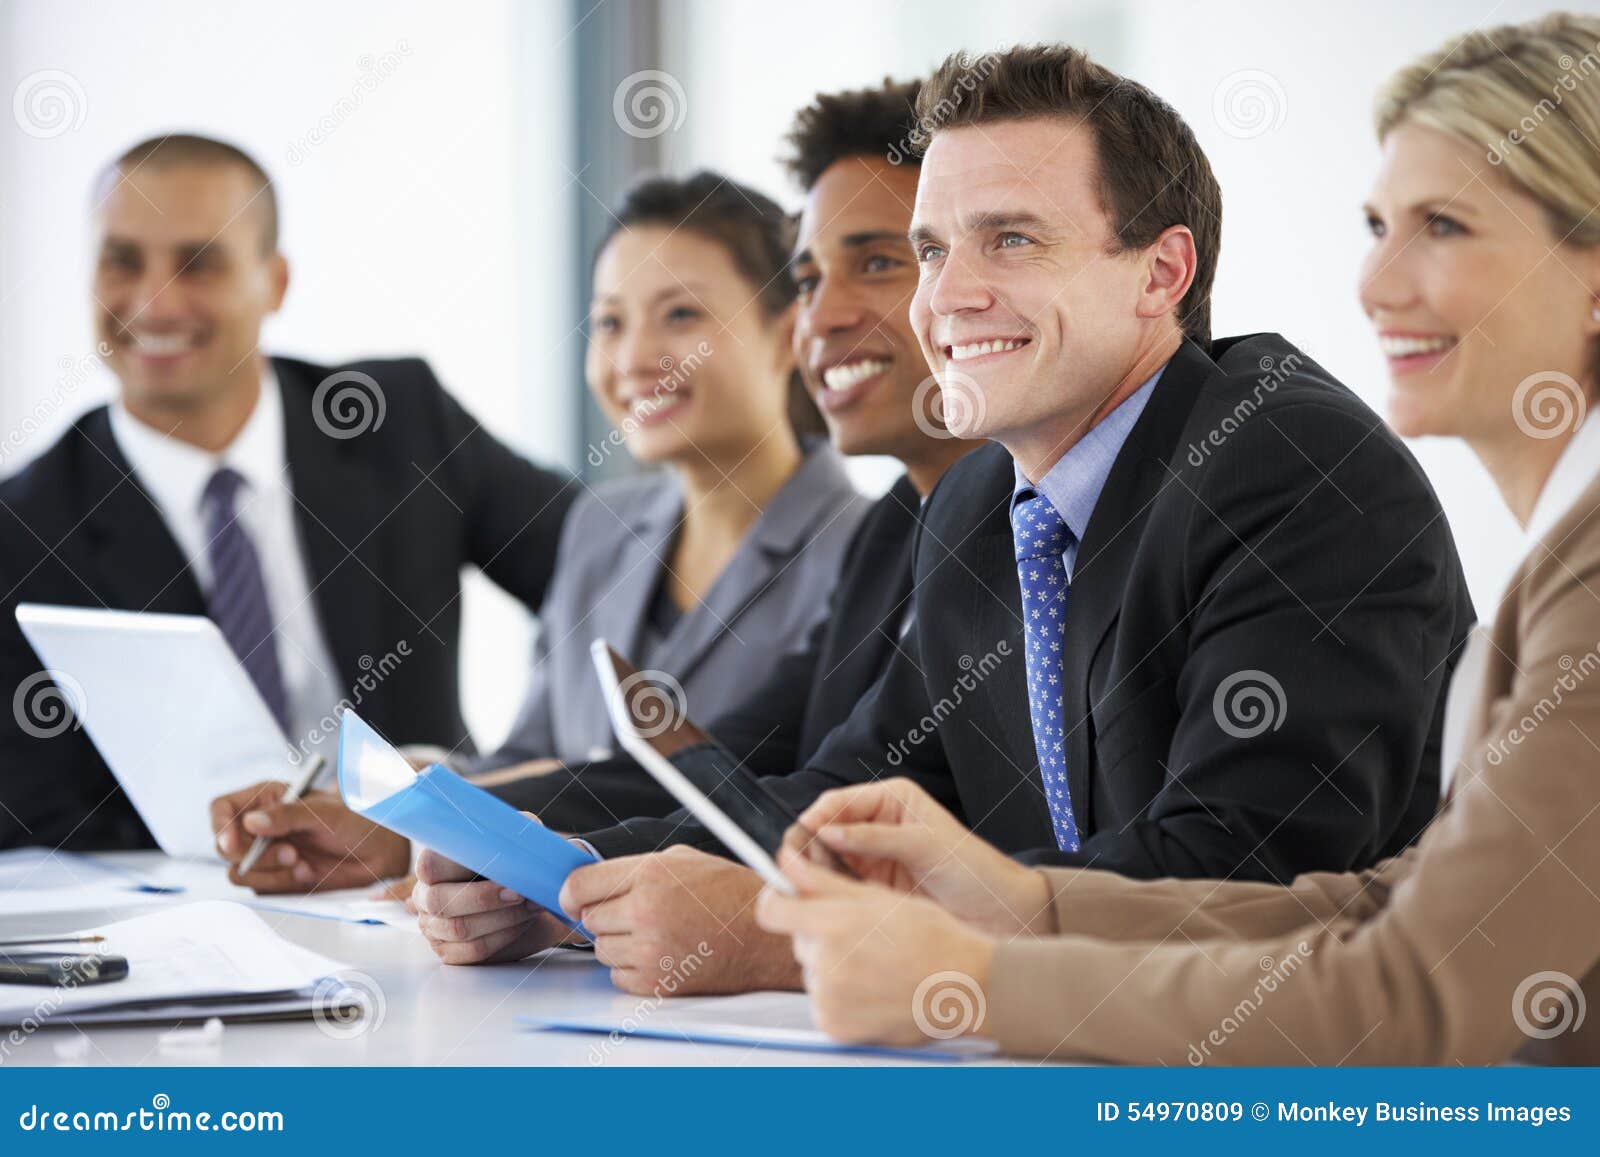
[{"x1": 3, "y1": 852, "x2": 1007, "y2": 1068}]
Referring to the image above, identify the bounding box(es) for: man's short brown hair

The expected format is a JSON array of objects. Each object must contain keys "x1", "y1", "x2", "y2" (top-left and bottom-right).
[
  {"x1": 916, "y1": 46, "x2": 1221, "y2": 344},
  {"x1": 98, "y1": 133, "x2": 279, "y2": 253}
]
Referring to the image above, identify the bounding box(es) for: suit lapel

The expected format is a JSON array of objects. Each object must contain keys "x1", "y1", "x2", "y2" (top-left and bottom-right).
[
  {"x1": 966, "y1": 527, "x2": 1056, "y2": 835},
  {"x1": 278, "y1": 358, "x2": 382, "y2": 691},
  {"x1": 652, "y1": 535, "x2": 780, "y2": 684},
  {"x1": 78, "y1": 411, "x2": 205, "y2": 613},
  {"x1": 1060, "y1": 340, "x2": 1214, "y2": 821},
  {"x1": 823, "y1": 478, "x2": 918, "y2": 683}
]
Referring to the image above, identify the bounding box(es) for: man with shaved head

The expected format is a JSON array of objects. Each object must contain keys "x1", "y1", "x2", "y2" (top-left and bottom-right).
[{"x1": 0, "y1": 133, "x2": 576, "y2": 853}]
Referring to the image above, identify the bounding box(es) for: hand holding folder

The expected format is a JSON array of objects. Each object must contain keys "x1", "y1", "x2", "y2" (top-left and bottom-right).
[{"x1": 336, "y1": 710, "x2": 596, "y2": 936}]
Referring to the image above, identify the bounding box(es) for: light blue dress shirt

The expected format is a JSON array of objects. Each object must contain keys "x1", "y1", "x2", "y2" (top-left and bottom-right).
[{"x1": 1010, "y1": 366, "x2": 1165, "y2": 576}]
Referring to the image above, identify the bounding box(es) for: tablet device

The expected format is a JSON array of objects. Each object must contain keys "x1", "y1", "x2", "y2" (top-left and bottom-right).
[
  {"x1": 15, "y1": 603, "x2": 299, "y2": 859},
  {"x1": 590, "y1": 640, "x2": 852, "y2": 895}
]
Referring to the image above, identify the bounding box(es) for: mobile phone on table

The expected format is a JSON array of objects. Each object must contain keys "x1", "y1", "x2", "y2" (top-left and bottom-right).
[{"x1": 0, "y1": 952, "x2": 129, "y2": 987}]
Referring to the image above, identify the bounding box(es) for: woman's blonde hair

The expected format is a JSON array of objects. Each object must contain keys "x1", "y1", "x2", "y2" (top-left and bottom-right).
[
  {"x1": 1376, "y1": 12, "x2": 1600, "y2": 249},
  {"x1": 1378, "y1": 13, "x2": 1600, "y2": 390}
]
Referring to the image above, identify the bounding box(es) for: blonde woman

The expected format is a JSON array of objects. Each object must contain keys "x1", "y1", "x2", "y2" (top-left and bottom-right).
[{"x1": 757, "y1": 13, "x2": 1600, "y2": 1064}]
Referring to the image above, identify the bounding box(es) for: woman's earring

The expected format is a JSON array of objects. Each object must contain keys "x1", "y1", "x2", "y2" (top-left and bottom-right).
[{"x1": 1593, "y1": 301, "x2": 1600, "y2": 323}]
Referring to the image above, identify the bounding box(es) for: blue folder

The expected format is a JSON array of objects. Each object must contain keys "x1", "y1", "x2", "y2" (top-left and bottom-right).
[{"x1": 336, "y1": 710, "x2": 596, "y2": 935}]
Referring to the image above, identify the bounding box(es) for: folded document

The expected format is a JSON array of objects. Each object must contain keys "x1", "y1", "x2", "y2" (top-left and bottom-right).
[{"x1": 337, "y1": 710, "x2": 595, "y2": 933}]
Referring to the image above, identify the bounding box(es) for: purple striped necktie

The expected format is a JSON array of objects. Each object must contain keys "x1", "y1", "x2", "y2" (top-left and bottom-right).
[{"x1": 201, "y1": 466, "x2": 290, "y2": 734}]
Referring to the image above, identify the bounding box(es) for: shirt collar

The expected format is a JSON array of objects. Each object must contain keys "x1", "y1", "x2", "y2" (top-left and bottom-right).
[
  {"x1": 109, "y1": 366, "x2": 286, "y2": 521},
  {"x1": 1011, "y1": 365, "x2": 1164, "y2": 541}
]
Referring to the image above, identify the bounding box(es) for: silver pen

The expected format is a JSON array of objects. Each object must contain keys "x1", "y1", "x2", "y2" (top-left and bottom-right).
[{"x1": 237, "y1": 754, "x2": 327, "y2": 875}]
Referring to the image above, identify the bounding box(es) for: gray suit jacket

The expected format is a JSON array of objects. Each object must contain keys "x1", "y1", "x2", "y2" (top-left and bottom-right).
[{"x1": 479, "y1": 442, "x2": 866, "y2": 767}]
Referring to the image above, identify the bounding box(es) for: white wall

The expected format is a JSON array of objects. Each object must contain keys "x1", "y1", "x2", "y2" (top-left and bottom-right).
[{"x1": 0, "y1": 0, "x2": 576, "y2": 748}]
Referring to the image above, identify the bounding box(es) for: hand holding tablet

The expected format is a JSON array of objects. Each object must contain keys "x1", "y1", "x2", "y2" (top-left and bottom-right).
[{"x1": 589, "y1": 640, "x2": 853, "y2": 895}]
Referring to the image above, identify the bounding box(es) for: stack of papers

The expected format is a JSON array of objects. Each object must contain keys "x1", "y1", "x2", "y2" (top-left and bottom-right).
[{"x1": 0, "y1": 901, "x2": 363, "y2": 1028}]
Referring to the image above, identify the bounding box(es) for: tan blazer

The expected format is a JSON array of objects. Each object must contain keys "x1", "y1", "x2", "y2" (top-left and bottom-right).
[{"x1": 987, "y1": 471, "x2": 1600, "y2": 1064}]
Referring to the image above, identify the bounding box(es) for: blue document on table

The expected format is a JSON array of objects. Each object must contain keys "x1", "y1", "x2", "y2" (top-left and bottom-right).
[
  {"x1": 517, "y1": 993, "x2": 998, "y2": 1062},
  {"x1": 337, "y1": 710, "x2": 595, "y2": 935}
]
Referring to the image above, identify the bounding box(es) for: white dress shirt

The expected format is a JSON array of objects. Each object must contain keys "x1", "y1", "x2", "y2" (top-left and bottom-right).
[
  {"x1": 109, "y1": 370, "x2": 345, "y2": 756},
  {"x1": 1439, "y1": 409, "x2": 1600, "y2": 796}
]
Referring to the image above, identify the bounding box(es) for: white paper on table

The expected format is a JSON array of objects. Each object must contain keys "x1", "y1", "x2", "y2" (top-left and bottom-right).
[{"x1": 0, "y1": 900, "x2": 353, "y2": 1026}]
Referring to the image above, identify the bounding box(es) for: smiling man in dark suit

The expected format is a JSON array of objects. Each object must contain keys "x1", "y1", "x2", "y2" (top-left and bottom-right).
[
  {"x1": 412, "y1": 47, "x2": 1476, "y2": 993},
  {"x1": 0, "y1": 133, "x2": 576, "y2": 852}
]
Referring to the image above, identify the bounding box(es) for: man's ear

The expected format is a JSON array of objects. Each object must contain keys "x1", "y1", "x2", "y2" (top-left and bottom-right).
[
  {"x1": 267, "y1": 252, "x2": 290, "y2": 314},
  {"x1": 1137, "y1": 224, "x2": 1197, "y2": 325}
]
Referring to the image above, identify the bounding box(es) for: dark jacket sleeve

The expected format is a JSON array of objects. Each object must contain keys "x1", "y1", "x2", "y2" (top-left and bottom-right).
[
  {"x1": 579, "y1": 619, "x2": 961, "y2": 859},
  {"x1": 0, "y1": 520, "x2": 144, "y2": 850},
  {"x1": 420, "y1": 363, "x2": 579, "y2": 612},
  {"x1": 1020, "y1": 401, "x2": 1466, "y2": 879},
  {"x1": 483, "y1": 762, "x2": 678, "y2": 834}
]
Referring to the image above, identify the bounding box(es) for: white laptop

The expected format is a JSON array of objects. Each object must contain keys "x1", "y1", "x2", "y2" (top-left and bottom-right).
[{"x1": 15, "y1": 603, "x2": 299, "y2": 859}]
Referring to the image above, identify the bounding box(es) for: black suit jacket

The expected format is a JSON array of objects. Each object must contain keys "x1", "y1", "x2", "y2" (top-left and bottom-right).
[
  {"x1": 588, "y1": 335, "x2": 1476, "y2": 882},
  {"x1": 0, "y1": 355, "x2": 577, "y2": 850},
  {"x1": 487, "y1": 475, "x2": 923, "y2": 848}
]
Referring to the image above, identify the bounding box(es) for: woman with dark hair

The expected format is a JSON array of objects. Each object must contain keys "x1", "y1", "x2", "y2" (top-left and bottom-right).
[{"x1": 478, "y1": 170, "x2": 864, "y2": 769}]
